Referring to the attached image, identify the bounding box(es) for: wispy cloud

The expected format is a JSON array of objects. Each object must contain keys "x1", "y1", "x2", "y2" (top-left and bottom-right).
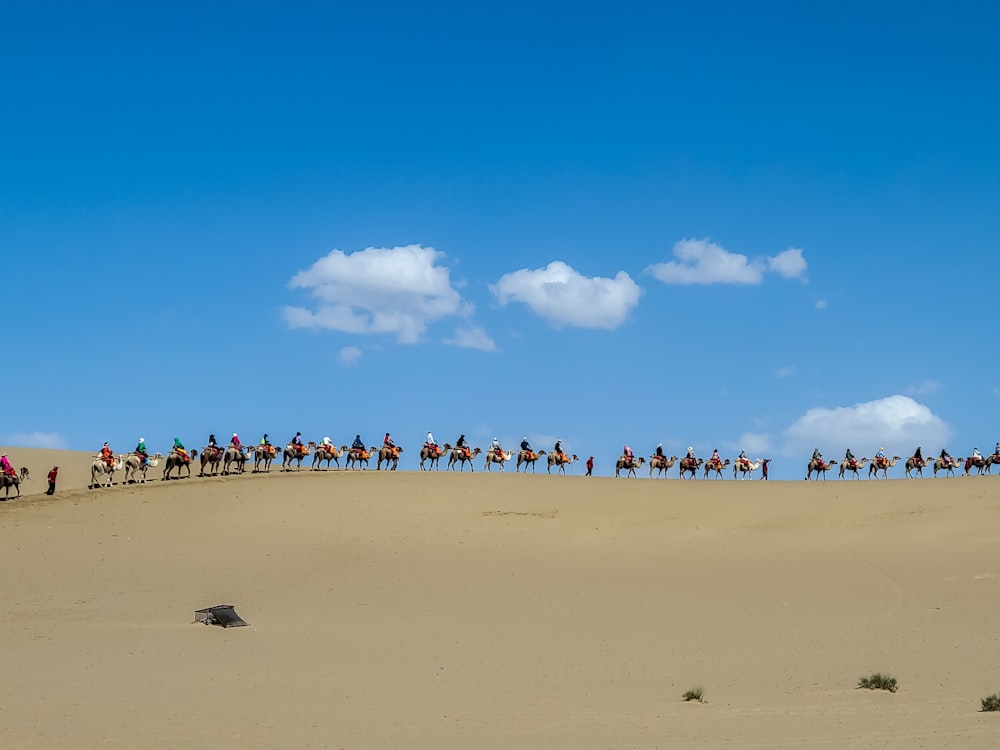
[
  {"x1": 492, "y1": 261, "x2": 641, "y2": 329},
  {"x1": 283, "y1": 245, "x2": 472, "y2": 343},
  {"x1": 815, "y1": 299, "x2": 828, "y2": 309},
  {"x1": 444, "y1": 325, "x2": 497, "y2": 351},
  {"x1": 783, "y1": 395, "x2": 950, "y2": 456},
  {"x1": 904, "y1": 379, "x2": 941, "y2": 397},
  {"x1": 734, "y1": 432, "x2": 776, "y2": 456},
  {"x1": 776, "y1": 366, "x2": 796, "y2": 379},
  {"x1": 0, "y1": 431, "x2": 68, "y2": 449},
  {"x1": 647, "y1": 239, "x2": 809, "y2": 286},
  {"x1": 339, "y1": 346, "x2": 362, "y2": 365}
]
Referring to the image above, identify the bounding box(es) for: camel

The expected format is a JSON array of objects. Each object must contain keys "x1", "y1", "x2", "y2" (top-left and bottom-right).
[
  {"x1": 547, "y1": 452, "x2": 578, "y2": 475},
  {"x1": 703, "y1": 458, "x2": 731, "y2": 479},
  {"x1": 419, "y1": 443, "x2": 450, "y2": 471},
  {"x1": 838, "y1": 457, "x2": 869, "y2": 480},
  {"x1": 90, "y1": 454, "x2": 124, "y2": 488},
  {"x1": 964, "y1": 455, "x2": 988, "y2": 476},
  {"x1": 199, "y1": 446, "x2": 225, "y2": 477},
  {"x1": 678, "y1": 457, "x2": 703, "y2": 479},
  {"x1": 484, "y1": 449, "x2": 514, "y2": 472},
  {"x1": 223, "y1": 446, "x2": 249, "y2": 475},
  {"x1": 448, "y1": 446, "x2": 481, "y2": 472},
  {"x1": 123, "y1": 452, "x2": 162, "y2": 484},
  {"x1": 904, "y1": 456, "x2": 931, "y2": 478},
  {"x1": 649, "y1": 455, "x2": 678, "y2": 478},
  {"x1": 312, "y1": 444, "x2": 346, "y2": 470},
  {"x1": 162, "y1": 450, "x2": 193, "y2": 480},
  {"x1": 515, "y1": 449, "x2": 546, "y2": 473},
  {"x1": 377, "y1": 445, "x2": 404, "y2": 471},
  {"x1": 346, "y1": 446, "x2": 378, "y2": 471},
  {"x1": 806, "y1": 459, "x2": 837, "y2": 480},
  {"x1": 281, "y1": 442, "x2": 314, "y2": 472},
  {"x1": 1, "y1": 472, "x2": 21, "y2": 499},
  {"x1": 869, "y1": 456, "x2": 902, "y2": 479},
  {"x1": 252, "y1": 444, "x2": 278, "y2": 473},
  {"x1": 18, "y1": 466, "x2": 29, "y2": 482},
  {"x1": 984, "y1": 454, "x2": 1000, "y2": 475},
  {"x1": 933, "y1": 457, "x2": 963, "y2": 477},
  {"x1": 615, "y1": 455, "x2": 646, "y2": 478},
  {"x1": 732, "y1": 458, "x2": 762, "y2": 480}
]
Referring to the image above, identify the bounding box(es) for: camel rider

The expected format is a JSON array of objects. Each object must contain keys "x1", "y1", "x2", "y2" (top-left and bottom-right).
[
  {"x1": 972, "y1": 447, "x2": 983, "y2": 461},
  {"x1": 291, "y1": 432, "x2": 305, "y2": 456},
  {"x1": 135, "y1": 437, "x2": 149, "y2": 465},
  {"x1": 623, "y1": 444, "x2": 634, "y2": 466},
  {"x1": 940, "y1": 448, "x2": 953, "y2": 466},
  {"x1": 711, "y1": 449, "x2": 721, "y2": 467},
  {"x1": 912, "y1": 446, "x2": 922, "y2": 463},
  {"x1": 655, "y1": 443, "x2": 665, "y2": 460},
  {"x1": 425, "y1": 432, "x2": 436, "y2": 450},
  {"x1": 738, "y1": 449, "x2": 749, "y2": 468},
  {"x1": 320, "y1": 436, "x2": 333, "y2": 452},
  {"x1": 521, "y1": 437, "x2": 533, "y2": 459},
  {"x1": 260, "y1": 433, "x2": 274, "y2": 456},
  {"x1": 686, "y1": 446, "x2": 697, "y2": 461},
  {"x1": 352, "y1": 434, "x2": 365, "y2": 458},
  {"x1": 0, "y1": 453, "x2": 14, "y2": 477},
  {"x1": 875, "y1": 447, "x2": 886, "y2": 467},
  {"x1": 491, "y1": 437, "x2": 502, "y2": 458},
  {"x1": 231, "y1": 433, "x2": 242, "y2": 453},
  {"x1": 995, "y1": 442, "x2": 1000, "y2": 458},
  {"x1": 844, "y1": 448, "x2": 856, "y2": 468},
  {"x1": 207, "y1": 434, "x2": 219, "y2": 456},
  {"x1": 812, "y1": 448, "x2": 823, "y2": 465},
  {"x1": 100, "y1": 442, "x2": 115, "y2": 468},
  {"x1": 454, "y1": 434, "x2": 469, "y2": 458},
  {"x1": 384, "y1": 432, "x2": 397, "y2": 457},
  {"x1": 554, "y1": 439, "x2": 564, "y2": 461},
  {"x1": 173, "y1": 437, "x2": 189, "y2": 463}
]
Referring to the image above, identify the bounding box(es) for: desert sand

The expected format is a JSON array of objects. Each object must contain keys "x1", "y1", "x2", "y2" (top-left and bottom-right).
[{"x1": 2, "y1": 445, "x2": 1000, "y2": 748}]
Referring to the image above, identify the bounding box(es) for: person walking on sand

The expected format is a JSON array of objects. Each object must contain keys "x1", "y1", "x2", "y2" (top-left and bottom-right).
[
  {"x1": 46, "y1": 466, "x2": 58, "y2": 495},
  {"x1": 586, "y1": 456, "x2": 594, "y2": 476}
]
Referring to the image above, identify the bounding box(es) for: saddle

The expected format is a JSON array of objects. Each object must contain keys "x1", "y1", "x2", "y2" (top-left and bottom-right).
[
  {"x1": 295, "y1": 444, "x2": 307, "y2": 456},
  {"x1": 814, "y1": 460, "x2": 827, "y2": 470},
  {"x1": 847, "y1": 459, "x2": 858, "y2": 470},
  {"x1": 462, "y1": 448, "x2": 471, "y2": 459},
  {"x1": 738, "y1": 458, "x2": 750, "y2": 469},
  {"x1": 876, "y1": 457, "x2": 888, "y2": 468},
  {"x1": 352, "y1": 449, "x2": 368, "y2": 460},
  {"x1": 492, "y1": 448, "x2": 503, "y2": 458}
]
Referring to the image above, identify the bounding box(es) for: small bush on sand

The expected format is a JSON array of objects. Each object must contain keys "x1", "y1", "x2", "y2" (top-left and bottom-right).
[
  {"x1": 981, "y1": 693, "x2": 1000, "y2": 712},
  {"x1": 682, "y1": 687, "x2": 704, "y2": 702},
  {"x1": 857, "y1": 673, "x2": 897, "y2": 693}
]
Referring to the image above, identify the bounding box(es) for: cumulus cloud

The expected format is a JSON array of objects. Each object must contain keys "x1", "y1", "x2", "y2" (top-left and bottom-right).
[
  {"x1": 0, "y1": 431, "x2": 68, "y2": 449},
  {"x1": 647, "y1": 238, "x2": 809, "y2": 286},
  {"x1": 735, "y1": 432, "x2": 776, "y2": 456},
  {"x1": 491, "y1": 261, "x2": 641, "y2": 329},
  {"x1": 767, "y1": 247, "x2": 808, "y2": 280},
  {"x1": 783, "y1": 395, "x2": 951, "y2": 456},
  {"x1": 282, "y1": 245, "x2": 472, "y2": 343},
  {"x1": 444, "y1": 325, "x2": 497, "y2": 351},
  {"x1": 339, "y1": 346, "x2": 362, "y2": 365}
]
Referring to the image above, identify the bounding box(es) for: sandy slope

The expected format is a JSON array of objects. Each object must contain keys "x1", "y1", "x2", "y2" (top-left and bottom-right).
[{"x1": 2, "y1": 445, "x2": 1000, "y2": 748}]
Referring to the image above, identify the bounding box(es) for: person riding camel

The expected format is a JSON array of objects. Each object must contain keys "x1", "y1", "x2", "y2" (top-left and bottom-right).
[
  {"x1": 231, "y1": 433, "x2": 242, "y2": 453},
  {"x1": 554, "y1": 440, "x2": 564, "y2": 462},
  {"x1": 172, "y1": 437, "x2": 189, "y2": 463},
  {"x1": 655, "y1": 443, "x2": 665, "y2": 460},
  {"x1": 456, "y1": 434, "x2": 470, "y2": 459},
  {"x1": 0, "y1": 453, "x2": 15, "y2": 477},
  {"x1": 384, "y1": 432, "x2": 398, "y2": 458},
  {"x1": 710, "y1": 449, "x2": 721, "y2": 468},
  {"x1": 875, "y1": 447, "x2": 887, "y2": 468},
  {"x1": 623, "y1": 444, "x2": 634, "y2": 467},
  {"x1": 207, "y1": 434, "x2": 219, "y2": 458},
  {"x1": 352, "y1": 434, "x2": 366, "y2": 459},
  {"x1": 972, "y1": 447, "x2": 983, "y2": 464},
  {"x1": 994, "y1": 442, "x2": 1000, "y2": 458},
  {"x1": 940, "y1": 448, "x2": 954, "y2": 467},
  {"x1": 425, "y1": 432, "x2": 437, "y2": 451},
  {"x1": 737, "y1": 450, "x2": 749, "y2": 469},
  {"x1": 291, "y1": 432, "x2": 306, "y2": 457},
  {"x1": 491, "y1": 437, "x2": 503, "y2": 458},
  {"x1": 100, "y1": 442, "x2": 115, "y2": 468},
  {"x1": 520, "y1": 437, "x2": 534, "y2": 460},
  {"x1": 844, "y1": 448, "x2": 856, "y2": 469},
  {"x1": 319, "y1": 436, "x2": 333, "y2": 453},
  {"x1": 260, "y1": 433, "x2": 274, "y2": 457},
  {"x1": 912, "y1": 445, "x2": 923, "y2": 465},
  {"x1": 135, "y1": 437, "x2": 149, "y2": 465}
]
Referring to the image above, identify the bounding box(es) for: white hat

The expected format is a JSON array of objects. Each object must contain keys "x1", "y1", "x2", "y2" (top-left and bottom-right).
[
  {"x1": 232, "y1": 432, "x2": 237, "y2": 437},
  {"x1": 323, "y1": 436, "x2": 330, "y2": 442},
  {"x1": 139, "y1": 437, "x2": 144, "y2": 442},
  {"x1": 658, "y1": 443, "x2": 662, "y2": 447},
  {"x1": 688, "y1": 446, "x2": 693, "y2": 452}
]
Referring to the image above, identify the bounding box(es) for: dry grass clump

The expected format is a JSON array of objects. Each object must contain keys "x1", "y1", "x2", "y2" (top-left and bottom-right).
[
  {"x1": 857, "y1": 673, "x2": 898, "y2": 693},
  {"x1": 681, "y1": 687, "x2": 704, "y2": 702},
  {"x1": 980, "y1": 693, "x2": 1000, "y2": 712}
]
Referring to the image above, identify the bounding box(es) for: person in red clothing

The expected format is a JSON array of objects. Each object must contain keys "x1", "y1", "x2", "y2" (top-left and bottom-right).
[
  {"x1": 47, "y1": 466, "x2": 58, "y2": 495},
  {"x1": 586, "y1": 456, "x2": 594, "y2": 476}
]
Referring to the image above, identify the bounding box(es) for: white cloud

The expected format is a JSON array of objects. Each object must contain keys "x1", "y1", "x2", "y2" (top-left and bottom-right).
[
  {"x1": 904, "y1": 379, "x2": 940, "y2": 397},
  {"x1": 491, "y1": 261, "x2": 641, "y2": 329},
  {"x1": 444, "y1": 325, "x2": 497, "y2": 351},
  {"x1": 648, "y1": 238, "x2": 763, "y2": 285},
  {"x1": 339, "y1": 346, "x2": 362, "y2": 365},
  {"x1": 648, "y1": 238, "x2": 809, "y2": 286},
  {"x1": 282, "y1": 245, "x2": 472, "y2": 343},
  {"x1": 735, "y1": 432, "x2": 776, "y2": 456},
  {"x1": 776, "y1": 366, "x2": 795, "y2": 379},
  {"x1": 815, "y1": 299, "x2": 828, "y2": 309},
  {"x1": 783, "y1": 395, "x2": 951, "y2": 456},
  {"x1": 0, "y1": 431, "x2": 68, "y2": 449},
  {"x1": 767, "y1": 247, "x2": 808, "y2": 280}
]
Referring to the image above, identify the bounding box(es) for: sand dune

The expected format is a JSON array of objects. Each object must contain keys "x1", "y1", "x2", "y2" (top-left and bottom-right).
[{"x1": 2, "y1": 445, "x2": 1000, "y2": 748}]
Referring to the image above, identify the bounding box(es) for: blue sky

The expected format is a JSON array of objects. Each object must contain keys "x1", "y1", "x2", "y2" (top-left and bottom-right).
[{"x1": 3, "y1": 1, "x2": 998, "y2": 478}]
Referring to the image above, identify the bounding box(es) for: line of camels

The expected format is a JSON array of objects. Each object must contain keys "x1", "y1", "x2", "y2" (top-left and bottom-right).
[{"x1": 804, "y1": 453, "x2": 1000, "y2": 480}]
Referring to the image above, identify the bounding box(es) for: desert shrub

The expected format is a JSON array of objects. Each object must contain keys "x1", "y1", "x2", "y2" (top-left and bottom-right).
[
  {"x1": 857, "y1": 673, "x2": 898, "y2": 693},
  {"x1": 682, "y1": 687, "x2": 704, "y2": 702},
  {"x1": 981, "y1": 693, "x2": 1000, "y2": 712}
]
